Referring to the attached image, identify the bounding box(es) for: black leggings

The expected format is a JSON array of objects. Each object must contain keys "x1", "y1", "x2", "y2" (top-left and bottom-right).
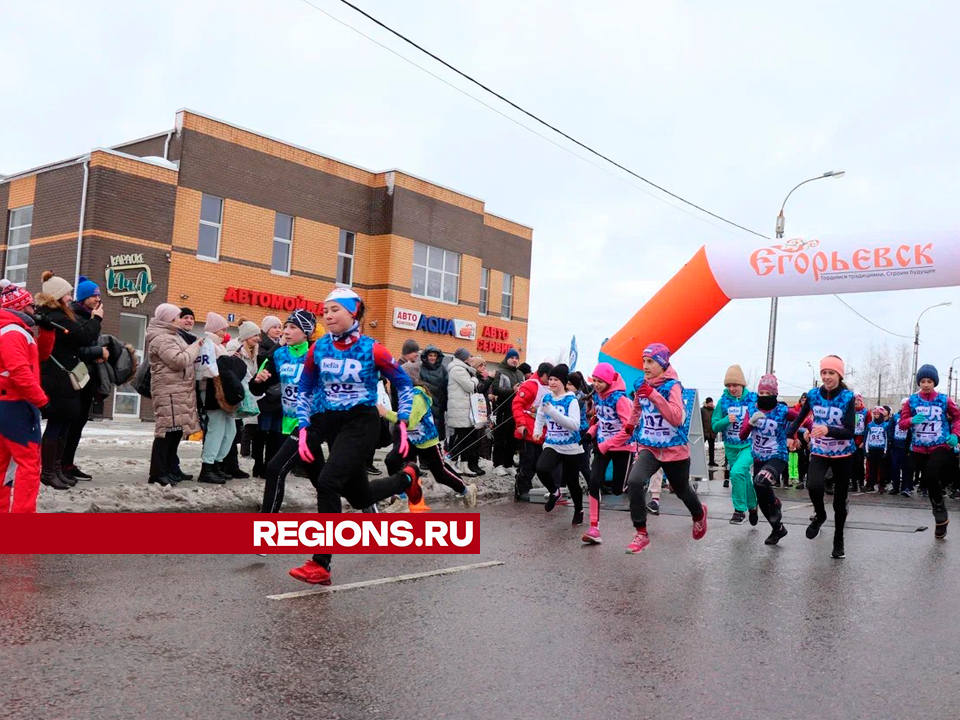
[
  {"x1": 385, "y1": 443, "x2": 466, "y2": 495},
  {"x1": 911, "y1": 448, "x2": 953, "y2": 507},
  {"x1": 61, "y1": 386, "x2": 94, "y2": 468},
  {"x1": 808, "y1": 454, "x2": 852, "y2": 536},
  {"x1": 866, "y1": 448, "x2": 887, "y2": 489},
  {"x1": 627, "y1": 450, "x2": 703, "y2": 529},
  {"x1": 41, "y1": 418, "x2": 72, "y2": 473},
  {"x1": 260, "y1": 429, "x2": 326, "y2": 513},
  {"x1": 589, "y1": 450, "x2": 631, "y2": 499},
  {"x1": 536, "y1": 447, "x2": 583, "y2": 512},
  {"x1": 753, "y1": 458, "x2": 787, "y2": 529}
]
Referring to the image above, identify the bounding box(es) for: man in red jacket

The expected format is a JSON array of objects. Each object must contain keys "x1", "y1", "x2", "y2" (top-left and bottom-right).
[
  {"x1": 0, "y1": 281, "x2": 53, "y2": 513},
  {"x1": 512, "y1": 362, "x2": 552, "y2": 500}
]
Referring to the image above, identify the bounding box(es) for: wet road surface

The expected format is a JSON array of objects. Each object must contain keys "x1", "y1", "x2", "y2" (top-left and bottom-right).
[{"x1": 2, "y1": 491, "x2": 959, "y2": 720}]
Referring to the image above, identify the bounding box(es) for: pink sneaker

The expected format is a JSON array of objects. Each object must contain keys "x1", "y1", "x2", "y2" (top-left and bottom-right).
[
  {"x1": 581, "y1": 526, "x2": 602, "y2": 545},
  {"x1": 692, "y1": 504, "x2": 708, "y2": 540},
  {"x1": 625, "y1": 529, "x2": 650, "y2": 555}
]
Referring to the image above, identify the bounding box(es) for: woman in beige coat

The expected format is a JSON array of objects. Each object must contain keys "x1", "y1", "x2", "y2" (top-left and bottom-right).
[{"x1": 146, "y1": 303, "x2": 203, "y2": 486}]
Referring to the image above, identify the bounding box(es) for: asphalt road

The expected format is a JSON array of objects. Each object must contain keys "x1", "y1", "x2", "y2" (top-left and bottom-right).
[{"x1": 2, "y1": 490, "x2": 959, "y2": 720}]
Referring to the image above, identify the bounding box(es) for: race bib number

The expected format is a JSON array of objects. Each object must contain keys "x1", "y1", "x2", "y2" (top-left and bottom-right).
[
  {"x1": 913, "y1": 406, "x2": 943, "y2": 443},
  {"x1": 726, "y1": 406, "x2": 748, "y2": 437},
  {"x1": 855, "y1": 413, "x2": 865, "y2": 434},
  {"x1": 596, "y1": 406, "x2": 620, "y2": 441}
]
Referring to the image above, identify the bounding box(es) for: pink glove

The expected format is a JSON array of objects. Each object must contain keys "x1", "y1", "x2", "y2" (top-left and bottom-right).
[
  {"x1": 298, "y1": 430, "x2": 314, "y2": 463},
  {"x1": 397, "y1": 421, "x2": 409, "y2": 457}
]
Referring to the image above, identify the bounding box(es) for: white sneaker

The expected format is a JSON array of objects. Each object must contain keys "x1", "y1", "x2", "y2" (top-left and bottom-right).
[
  {"x1": 462, "y1": 483, "x2": 478, "y2": 508},
  {"x1": 382, "y1": 496, "x2": 408, "y2": 513}
]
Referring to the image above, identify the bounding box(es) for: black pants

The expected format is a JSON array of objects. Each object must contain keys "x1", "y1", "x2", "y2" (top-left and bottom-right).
[
  {"x1": 261, "y1": 429, "x2": 326, "y2": 513},
  {"x1": 851, "y1": 446, "x2": 865, "y2": 489},
  {"x1": 308, "y1": 407, "x2": 415, "y2": 569},
  {"x1": 866, "y1": 448, "x2": 887, "y2": 489},
  {"x1": 889, "y1": 446, "x2": 912, "y2": 492},
  {"x1": 149, "y1": 430, "x2": 184, "y2": 480},
  {"x1": 798, "y1": 442, "x2": 810, "y2": 482},
  {"x1": 536, "y1": 447, "x2": 583, "y2": 512},
  {"x1": 493, "y1": 412, "x2": 516, "y2": 468},
  {"x1": 41, "y1": 418, "x2": 72, "y2": 473},
  {"x1": 385, "y1": 443, "x2": 466, "y2": 494},
  {"x1": 753, "y1": 458, "x2": 787, "y2": 529},
  {"x1": 706, "y1": 435, "x2": 716, "y2": 465},
  {"x1": 516, "y1": 439, "x2": 541, "y2": 496},
  {"x1": 61, "y1": 385, "x2": 94, "y2": 468},
  {"x1": 627, "y1": 451, "x2": 703, "y2": 529},
  {"x1": 577, "y1": 435, "x2": 592, "y2": 485},
  {"x1": 589, "y1": 449, "x2": 631, "y2": 498},
  {"x1": 450, "y1": 427, "x2": 479, "y2": 465},
  {"x1": 911, "y1": 448, "x2": 953, "y2": 507},
  {"x1": 808, "y1": 454, "x2": 852, "y2": 537}
]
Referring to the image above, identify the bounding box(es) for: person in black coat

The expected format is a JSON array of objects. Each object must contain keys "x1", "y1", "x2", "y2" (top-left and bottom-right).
[
  {"x1": 34, "y1": 271, "x2": 104, "y2": 489},
  {"x1": 252, "y1": 316, "x2": 283, "y2": 477}
]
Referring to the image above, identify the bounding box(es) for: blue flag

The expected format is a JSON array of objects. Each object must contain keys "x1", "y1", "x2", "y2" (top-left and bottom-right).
[{"x1": 569, "y1": 335, "x2": 578, "y2": 372}]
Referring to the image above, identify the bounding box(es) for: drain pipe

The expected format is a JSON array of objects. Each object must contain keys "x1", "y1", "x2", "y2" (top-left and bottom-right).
[
  {"x1": 74, "y1": 156, "x2": 90, "y2": 288},
  {"x1": 163, "y1": 129, "x2": 173, "y2": 160}
]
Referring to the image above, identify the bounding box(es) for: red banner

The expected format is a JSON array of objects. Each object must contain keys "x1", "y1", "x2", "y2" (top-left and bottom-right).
[{"x1": 0, "y1": 514, "x2": 480, "y2": 554}]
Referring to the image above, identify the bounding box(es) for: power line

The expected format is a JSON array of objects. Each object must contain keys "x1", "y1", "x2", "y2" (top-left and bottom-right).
[
  {"x1": 831, "y1": 295, "x2": 913, "y2": 340},
  {"x1": 319, "y1": 0, "x2": 769, "y2": 240}
]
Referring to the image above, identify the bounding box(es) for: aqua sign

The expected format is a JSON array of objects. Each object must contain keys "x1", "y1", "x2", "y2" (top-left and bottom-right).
[{"x1": 105, "y1": 253, "x2": 157, "y2": 308}]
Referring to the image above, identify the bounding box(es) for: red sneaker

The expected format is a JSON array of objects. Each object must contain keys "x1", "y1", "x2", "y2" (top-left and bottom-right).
[
  {"x1": 403, "y1": 463, "x2": 423, "y2": 506},
  {"x1": 288, "y1": 559, "x2": 332, "y2": 585},
  {"x1": 692, "y1": 504, "x2": 708, "y2": 540}
]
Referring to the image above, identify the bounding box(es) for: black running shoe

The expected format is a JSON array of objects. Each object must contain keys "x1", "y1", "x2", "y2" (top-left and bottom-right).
[
  {"x1": 729, "y1": 511, "x2": 746, "y2": 525},
  {"x1": 544, "y1": 491, "x2": 561, "y2": 513},
  {"x1": 765, "y1": 525, "x2": 788, "y2": 545},
  {"x1": 832, "y1": 541, "x2": 845, "y2": 558},
  {"x1": 806, "y1": 515, "x2": 826, "y2": 540},
  {"x1": 572, "y1": 510, "x2": 584, "y2": 526},
  {"x1": 748, "y1": 507, "x2": 759, "y2": 526}
]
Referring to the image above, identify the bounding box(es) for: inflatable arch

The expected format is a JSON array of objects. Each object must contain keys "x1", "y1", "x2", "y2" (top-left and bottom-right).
[{"x1": 599, "y1": 236, "x2": 960, "y2": 385}]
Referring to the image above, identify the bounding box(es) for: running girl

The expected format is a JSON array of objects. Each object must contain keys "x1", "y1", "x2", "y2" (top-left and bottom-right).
[
  {"x1": 898, "y1": 364, "x2": 960, "y2": 539},
  {"x1": 287, "y1": 288, "x2": 421, "y2": 585},
  {"x1": 788, "y1": 355, "x2": 855, "y2": 559},
  {"x1": 738, "y1": 374, "x2": 792, "y2": 545},
  {"x1": 581, "y1": 362, "x2": 635, "y2": 545},
  {"x1": 622, "y1": 344, "x2": 707, "y2": 555},
  {"x1": 852, "y1": 394, "x2": 867, "y2": 492},
  {"x1": 380, "y1": 383, "x2": 478, "y2": 508},
  {"x1": 533, "y1": 364, "x2": 584, "y2": 525},
  {"x1": 712, "y1": 364, "x2": 758, "y2": 524}
]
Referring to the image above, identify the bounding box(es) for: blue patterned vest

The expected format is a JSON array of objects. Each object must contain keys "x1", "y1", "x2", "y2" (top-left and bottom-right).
[
  {"x1": 541, "y1": 394, "x2": 580, "y2": 447},
  {"x1": 855, "y1": 409, "x2": 867, "y2": 438},
  {"x1": 312, "y1": 334, "x2": 379, "y2": 412},
  {"x1": 909, "y1": 393, "x2": 950, "y2": 449},
  {"x1": 748, "y1": 401, "x2": 789, "y2": 462},
  {"x1": 719, "y1": 391, "x2": 757, "y2": 447},
  {"x1": 407, "y1": 388, "x2": 439, "y2": 446},
  {"x1": 273, "y1": 344, "x2": 307, "y2": 425},
  {"x1": 893, "y1": 413, "x2": 909, "y2": 444},
  {"x1": 807, "y1": 387, "x2": 855, "y2": 457},
  {"x1": 635, "y1": 379, "x2": 690, "y2": 448},
  {"x1": 866, "y1": 421, "x2": 888, "y2": 452},
  {"x1": 594, "y1": 389, "x2": 626, "y2": 445}
]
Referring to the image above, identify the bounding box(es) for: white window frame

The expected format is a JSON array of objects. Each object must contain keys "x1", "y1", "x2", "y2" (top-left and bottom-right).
[
  {"x1": 113, "y1": 313, "x2": 147, "y2": 418},
  {"x1": 501, "y1": 273, "x2": 513, "y2": 320},
  {"x1": 5, "y1": 206, "x2": 33, "y2": 287},
  {"x1": 271, "y1": 212, "x2": 294, "y2": 276},
  {"x1": 479, "y1": 267, "x2": 489, "y2": 315},
  {"x1": 411, "y1": 241, "x2": 460, "y2": 305},
  {"x1": 197, "y1": 194, "x2": 223, "y2": 262},
  {"x1": 337, "y1": 229, "x2": 355, "y2": 287}
]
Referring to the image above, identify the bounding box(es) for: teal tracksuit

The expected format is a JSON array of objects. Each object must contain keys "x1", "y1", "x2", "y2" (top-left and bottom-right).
[{"x1": 713, "y1": 388, "x2": 758, "y2": 513}]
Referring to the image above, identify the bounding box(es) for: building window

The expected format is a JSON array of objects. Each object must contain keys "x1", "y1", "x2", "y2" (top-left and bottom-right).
[
  {"x1": 412, "y1": 242, "x2": 459, "y2": 304},
  {"x1": 479, "y1": 267, "x2": 489, "y2": 315},
  {"x1": 5, "y1": 206, "x2": 33, "y2": 286},
  {"x1": 197, "y1": 194, "x2": 223, "y2": 260},
  {"x1": 272, "y1": 213, "x2": 293, "y2": 274},
  {"x1": 337, "y1": 230, "x2": 355, "y2": 286},
  {"x1": 113, "y1": 313, "x2": 147, "y2": 417},
  {"x1": 501, "y1": 273, "x2": 513, "y2": 320}
]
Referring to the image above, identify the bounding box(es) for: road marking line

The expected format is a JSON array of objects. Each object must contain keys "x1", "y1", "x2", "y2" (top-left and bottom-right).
[
  {"x1": 267, "y1": 561, "x2": 505, "y2": 600},
  {"x1": 785, "y1": 502, "x2": 813, "y2": 512}
]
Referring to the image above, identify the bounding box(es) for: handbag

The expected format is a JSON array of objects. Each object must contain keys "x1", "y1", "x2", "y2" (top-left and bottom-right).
[
  {"x1": 49, "y1": 354, "x2": 90, "y2": 391},
  {"x1": 469, "y1": 392, "x2": 488, "y2": 429}
]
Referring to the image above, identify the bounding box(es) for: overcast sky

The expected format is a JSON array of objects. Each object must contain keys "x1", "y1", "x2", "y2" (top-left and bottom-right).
[{"x1": 3, "y1": 0, "x2": 958, "y2": 399}]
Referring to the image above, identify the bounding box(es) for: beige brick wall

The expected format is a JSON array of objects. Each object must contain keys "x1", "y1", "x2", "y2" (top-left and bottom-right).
[{"x1": 7, "y1": 176, "x2": 36, "y2": 209}]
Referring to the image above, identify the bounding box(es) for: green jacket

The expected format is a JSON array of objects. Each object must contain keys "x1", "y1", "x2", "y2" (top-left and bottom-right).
[{"x1": 712, "y1": 388, "x2": 755, "y2": 450}]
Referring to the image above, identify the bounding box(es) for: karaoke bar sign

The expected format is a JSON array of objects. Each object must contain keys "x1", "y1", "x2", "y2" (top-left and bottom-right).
[
  {"x1": 392, "y1": 307, "x2": 476, "y2": 340},
  {"x1": 476, "y1": 325, "x2": 513, "y2": 354}
]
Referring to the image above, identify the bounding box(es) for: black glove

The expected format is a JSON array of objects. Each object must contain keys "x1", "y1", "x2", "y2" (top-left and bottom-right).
[{"x1": 33, "y1": 308, "x2": 57, "y2": 331}]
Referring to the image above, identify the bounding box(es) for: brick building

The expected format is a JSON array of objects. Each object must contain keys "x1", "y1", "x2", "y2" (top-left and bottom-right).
[{"x1": 0, "y1": 109, "x2": 533, "y2": 419}]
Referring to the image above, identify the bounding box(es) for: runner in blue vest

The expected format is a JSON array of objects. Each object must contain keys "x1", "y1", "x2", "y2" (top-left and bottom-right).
[
  {"x1": 897, "y1": 364, "x2": 960, "y2": 539},
  {"x1": 864, "y1": 406, "x2": 890, "y2": 493},
  {"x1": 287, "y1": 288, "x2": 419, "y2": 585},
  {"x1": 887, "y1": 398, "x2": 913, "y2": 496},
  {"x1": 852, "y1": 394, "x2": 868, "y2": 492},
  {"x1": 712, "y1": 364, "x2": 759, "y2": 525},
  {"x1": 738, "y1": 374, "x2": 794, "y2": 545},
  {"x1": 534, "y1": 364, "x2": 585, "y2": 526},
  {"x1": 788, "y1": 355, "x2": 856, "y2": 559},
  {"x1": 622, "y1": 343, "x2": 707, "y2": 556}
]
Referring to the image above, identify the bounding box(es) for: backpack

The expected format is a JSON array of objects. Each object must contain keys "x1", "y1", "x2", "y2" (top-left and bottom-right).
[{"x1": 134, "y1": 357, "x2": 152, "y2": 399}]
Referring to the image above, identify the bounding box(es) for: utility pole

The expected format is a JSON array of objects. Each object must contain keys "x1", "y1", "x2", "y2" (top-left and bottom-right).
[{"x1": 876, "y1": 372, "x2": 882, "y2": 407}]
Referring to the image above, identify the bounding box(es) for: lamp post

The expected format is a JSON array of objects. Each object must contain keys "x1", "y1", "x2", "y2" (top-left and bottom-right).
[
  {"x1": 911, "y1": 302, "x2": 953, "y2": 381},
  {"x1": 947, "y1": 355, "x2": 960, "y2": 401},
  {"x1": 766, "y1": 171, "x2": 846, "y2": 374}
]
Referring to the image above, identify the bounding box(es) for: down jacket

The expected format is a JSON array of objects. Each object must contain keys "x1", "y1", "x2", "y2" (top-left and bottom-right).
[
  {"x1": 446, "y1": 357, "x2": 478, "y2": 429},
  {"x1": 146, "y1": 317, "x2": 203, "y2": 438},
  {"x1": 91, "y1": 335, "x2": 139, "y2": 398}
]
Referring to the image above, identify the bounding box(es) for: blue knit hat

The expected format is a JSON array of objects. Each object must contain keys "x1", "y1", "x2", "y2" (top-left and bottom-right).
[
  {"x1": 917, "y1": 363, "x2": 939, "y2": 387},
  {"x1": 505, "y1": 348, "x2": 520, "y2": 360},
  {"x1": 75, "y1": 276, "x2": 100, "y2": 302}
]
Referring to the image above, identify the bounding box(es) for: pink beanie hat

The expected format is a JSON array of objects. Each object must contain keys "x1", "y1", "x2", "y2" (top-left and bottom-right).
[
  {"x1": 590, "y1": 362, "x2": 617, "y2": 386},
  {"x1": 154, "y1": 303, "x2": 181, "y2": 324},
  {"x1": 757, "y1": 374, "x2": 779, "y2": 395},
  {"x1": 820, "y1": 355, "x2": 845, "y2": 378},
  {"x1": 205, "y1": 312, "x2": 229, "y2": 334}
]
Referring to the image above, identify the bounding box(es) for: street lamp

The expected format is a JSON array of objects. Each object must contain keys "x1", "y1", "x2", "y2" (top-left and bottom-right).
[
  {"x1": 766, "y1": 170, "x2": 846, "y2": 374},
  {"x1": 946, "y1": 355, "x2": 960, "y2": 400},
  {"x1": 912, "y1": 302, "x2": 952, "y2": 381}
]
